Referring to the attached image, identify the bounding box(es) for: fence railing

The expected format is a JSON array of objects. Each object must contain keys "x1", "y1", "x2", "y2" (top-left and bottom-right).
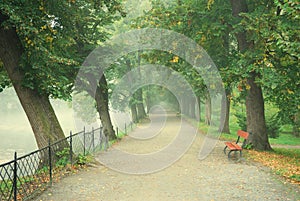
[{"x1": 0, "y1": 123, "x2": 133, "y2": 201}]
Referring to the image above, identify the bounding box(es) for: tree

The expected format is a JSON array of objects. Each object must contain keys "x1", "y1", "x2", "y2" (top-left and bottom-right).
[
  {"x1": 229, "y1": 0, "x2": 272, "y2": 150},
  {"x1": 96, "y1": 75, "x2": 116, "y2": 140},
  {"x1": 251, "y1": 0, "x2": 300, "y2": 137},
  {"x1": 135, "y1": 51, "x2": 147, "y2": 119},
  {"x1": 0, "y1": 13, "x2": 67, "y2": 148},
  {"x1": 0, "y1": 0, "x2": 122, "y2": 148}
]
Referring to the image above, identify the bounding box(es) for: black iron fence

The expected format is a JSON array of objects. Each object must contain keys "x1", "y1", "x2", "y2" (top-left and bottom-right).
[{"x1": 0, "y1": 123, "x2": 133, "y2": 201}]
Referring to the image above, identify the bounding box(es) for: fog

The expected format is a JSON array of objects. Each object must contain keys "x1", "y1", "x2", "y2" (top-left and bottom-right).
[
  {"x1": 0, "y1": 88, "x2": 133, "y2": 164},
  {"x1": 0, "y1": 88, "x2": 77, "y2": 163}
]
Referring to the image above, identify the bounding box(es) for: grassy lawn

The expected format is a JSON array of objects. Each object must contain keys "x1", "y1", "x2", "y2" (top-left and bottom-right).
[{"x1": 269, "y1": 133, "x2": 300, "y2": 146}]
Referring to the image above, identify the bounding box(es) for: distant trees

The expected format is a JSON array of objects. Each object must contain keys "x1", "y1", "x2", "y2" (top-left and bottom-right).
[{"x1": 128, "y1": 0, "x2": 299, "y2": 150}]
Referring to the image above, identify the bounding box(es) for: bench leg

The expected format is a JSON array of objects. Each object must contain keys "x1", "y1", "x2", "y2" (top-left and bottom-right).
[
  {"x1": 228, "y1": 150, "x2": 234, "y2": 158},
  {"x1": 223, "y1": 146, "x2": 228, "y2": 154},
  {"x1": 228, "y1": 150, "x2": 243, "y2": 159}
]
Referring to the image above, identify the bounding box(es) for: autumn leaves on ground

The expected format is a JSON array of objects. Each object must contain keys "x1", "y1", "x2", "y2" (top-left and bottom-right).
[{"x1": 246, "y1": 148, "x2": 300, "y2": 185}]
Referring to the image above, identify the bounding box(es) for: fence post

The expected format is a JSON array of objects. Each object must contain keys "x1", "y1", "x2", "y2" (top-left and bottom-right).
[
  {"x1": 69, "y1": 131, "x2": 73, "y2": 165},
  {"x1": 130, "y1": 122, "x2": 133, "y2": 130},
  {"x1": 48, "y1": 140, "x2": 52, "y2": 186},
  {"x1": 116, "y1": 127, "x2": 118, "y2": 137},
  {"x1": 125, "y1": 123, "x2": 127, "y2": 134},
  {"x1": 83, "y1": 127, "x2": 86, "y2": 156},
  {"x1": 13, "y1": 152, "x2": 17, "y2": 201},
  {"x1": 92, "y1": 127, "x2": 95, "y2": 151}
]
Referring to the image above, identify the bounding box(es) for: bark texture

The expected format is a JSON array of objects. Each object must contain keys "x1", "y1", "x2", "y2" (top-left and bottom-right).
[
  {"x1": 130, "y1": 103, "x2": 138, "y2": 123},
  {"x1": 196, "y1": 96, "x2": 201, "y2": 122},
  {"x1": 95, "y1": 75, "x2": 116, "y2": 140},
  {"x1": 293, "y1": 111, "x2": 300, "y2": 137},
  {"x1": 246, "y1": 74, "x2": 271, "y2": 150},
  {"x1": 136, "y1": 88, "x2": 147, "y2": 119},
  {"x1": 219, "y1": 91, "x2": 230, "y2": 134},
  {"x1": 205, "y1": 95, "x2": 211, "y2": 125},
  {"x1": 189, "y1": 96, "x2": 196, "y2": 119}
]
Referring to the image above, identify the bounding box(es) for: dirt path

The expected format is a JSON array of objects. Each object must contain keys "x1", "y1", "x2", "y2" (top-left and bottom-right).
[{"x1": 33, "y1": 110, "x2": 300, "y2": 201}]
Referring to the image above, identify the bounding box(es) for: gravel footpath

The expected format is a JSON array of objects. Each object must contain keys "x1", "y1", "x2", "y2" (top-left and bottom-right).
[{"x1": 33, "y1": 111, "x2": 300, "y2": 201}]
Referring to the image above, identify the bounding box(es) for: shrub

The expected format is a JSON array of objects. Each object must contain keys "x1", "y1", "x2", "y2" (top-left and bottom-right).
[
  {"x1": 55, "y1": 148, "x2": 70, "y2": 167},
  {"x1": 266, "y1": 114, "x2": 281, "y2": 138},
  {"x1": 234, "y1": 111, "x2": 247, "y2": 131}
]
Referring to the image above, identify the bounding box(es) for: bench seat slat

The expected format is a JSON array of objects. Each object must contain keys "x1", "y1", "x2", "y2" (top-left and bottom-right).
[
  {"x1": 224, "y1": 142, "x2": 242, "y2": 150},
  {"x1": 237, "y1": 130, "x2": 249, "y2": 139}
]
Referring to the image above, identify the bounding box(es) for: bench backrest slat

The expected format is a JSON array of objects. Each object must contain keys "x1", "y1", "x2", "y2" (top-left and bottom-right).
[{"x1": 237, "y1": 130, "x2": 249, "y2": 139}]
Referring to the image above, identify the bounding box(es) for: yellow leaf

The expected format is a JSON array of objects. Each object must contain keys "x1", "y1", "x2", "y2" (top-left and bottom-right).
[
  {"x1": 287, "y1": 89, "x2": 294, "y2": 94},
  {"x1": 171, "y1": 56, "x2": 179, "y2": 63}
]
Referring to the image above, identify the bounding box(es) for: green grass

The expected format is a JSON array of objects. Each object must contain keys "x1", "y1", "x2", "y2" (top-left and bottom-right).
[
  {"x1": 219, "y1": 127, "x2": 300, "y2": 145},
  {"x1": 187, "y1": 106, "x2": 300, "y2": 146},
  {"x1": 219, "y1": 130, "x2": 300, "y2": 146},
  {"x1": 269, "y1": 133, "x2": 300, "y2": 145},
  {"x1": 280, "y1": 124, "x2": 293, "y2": 133},
  {"x1": 273, "y1": 148, "x2": 300, "y2": 159}
]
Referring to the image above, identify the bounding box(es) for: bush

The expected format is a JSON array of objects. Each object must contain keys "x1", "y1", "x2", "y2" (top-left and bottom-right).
[
  {"x1": 234, "y1": 111, "x2": 247, "y2": 131},
  {"x1": 76, "y1": 154, "x2": 88, "y2": 165},
  {"x1": 55, "y1": 148, "x2": 70, "y2": 167},
  {"x1": 266, "y1": 114, "x2": 281, "y2": 138}
]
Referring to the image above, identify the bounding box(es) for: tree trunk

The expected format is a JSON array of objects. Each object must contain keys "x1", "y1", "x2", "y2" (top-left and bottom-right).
[
  {"x1": 189, "y1": 96, "x2": 196, "y2": 119},
  {"x1": 145, "y1": 87, "x2": 152, "y2": 114},
  {"x1": 219, "y1": 91, "x2": 230, "y2": 134},
  {"x1": 183, "y1": 94, "x2": 189, "y2": 115},
  {"x1": 130, "y1": 103, "x2": 139, "y2": 123},
  {"x1": 230, "y1": 0, "x2": 271, "y2": 150},
  {"x1": 135, "y1": 51, "x2": 146, "y2": 119},
  {"x1": 136, "y1": 88, "x2": 147, "y2": 119},
  {"x1": 205, "y1": 95, "x2": 211, "y2": 125},
  {"x1": 246, "y1": 74, "x2": 271, "y2": 150},
  {"x1": 196, "y1": 96, "x2": 201, "y2": 122},
  {"x1": 95, "y1": 75, "x2": 116, "y2": 140},
  {"x1": 293, "y1": 111, "x2": 300, "y2": 137},
  {"x1": 0, "y1": 27, "x2": 67, "y2": 149}
]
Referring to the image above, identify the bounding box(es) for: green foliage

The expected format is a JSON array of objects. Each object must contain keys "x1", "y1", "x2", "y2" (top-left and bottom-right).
[
  {"x1": 0, "y1": 0, "x2": 124, "y2": 99},
  {"x1": 243, "y1": 143, "x2": 254, "y2": 150},
  {"x1": 0, "y1": 180, "x2": 12, "y2": 192},
  {"x1": 234, "y1": 109, "x2": 247, "y2": 131},
  {"x1": 55, "y1": 147, "x2": 70, "y2": 167},
  {"x1": 266, "y1": 115, "x2": 281, "y2": 138},
  {"x1": 76, "y1": 154, "x2": 88, "y2": 165},
  {"x1": 36, "y1": 166, "x2": 49, "y2": 174},
  {"x1": 76, "y1": 153, "x2": 94, "y2": 165},
  {"x1": 274, "y1": 148, "x2": 300, "y2": 159}
]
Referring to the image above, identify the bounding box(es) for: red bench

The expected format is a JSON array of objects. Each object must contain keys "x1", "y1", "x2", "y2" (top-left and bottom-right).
[{"x1": 223, "y1": 130, "x2": 249, "y2": 158}]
